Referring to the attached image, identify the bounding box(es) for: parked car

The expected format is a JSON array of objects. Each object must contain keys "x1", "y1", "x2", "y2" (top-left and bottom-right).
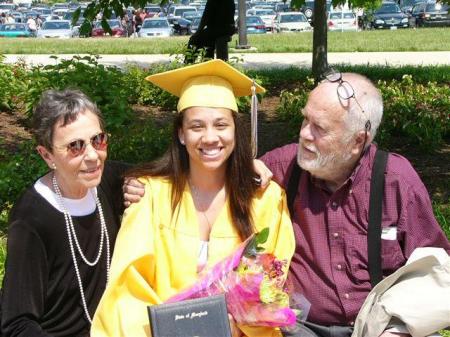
[
  {"x1": 144, "y1": 5, "x2": 162, "y2": 18},
  {"x1": 409, "y1": 2, "x2": 450, "y2": 27},
  {"x1": 37, "y1": 20, "x2": 75, "y2": 38},
  {"x1": 400, "y1": 0, "x2": 424, "y2": 13},
  {"x1": 0, "y1": 3, "x2": 16, "y2": 14},
  {"x1": 245, "y1": 15, "x2": 266, "y2": 34},
  {"x1": 190, "y1": 16, "x2": 201, "y2": 34},
  {"x1": 168, "y1": 5, "x2": 197, "y2": 19},
  {"x1": 91, "y1": 19, "x2": 126, "y2": 37},
  {"x1": 300, "y1": 0, "x2": 332, "y2": 24},
  {"x1": 272, "y1": 12, "x2": 312, "y2": 32},
  {"x1": 0, "y1": 23, "x2": 32, "y2": 37},
  {"x1": 365, "y1": 2, "x2": 409, "y2": 29},
  {"x1": 138, "y1": 18, "x2": 172, "y2": 37},
  {"x1": 327, "y1": 11, "x2": 358, "y2": 31},
  {"x1": 246, "y1": 8, "x2": 276, "y2": 30},
  {"x1": 167, "y1": 17, "x2": 191, "y2": 35}
]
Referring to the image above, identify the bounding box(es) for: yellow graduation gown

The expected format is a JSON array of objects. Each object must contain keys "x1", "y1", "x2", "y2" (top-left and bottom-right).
[{"x1": 91, "y1": 177, "x2": 295, "y2": 337}]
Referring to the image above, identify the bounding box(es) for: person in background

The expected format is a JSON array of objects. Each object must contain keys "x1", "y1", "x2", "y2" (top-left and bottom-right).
[
  {"x1": 0, "y1": 89, "x2": 128, "y2": 337},
  {"x1": 91, "y1": 60, "x2": 295, "y2": 337},
  {"x1": 26, "y1": 15, "x2": 37, "y2": 36},
  {"x1": 185, "y1": 0, "x2": 236, "y2": 63}
]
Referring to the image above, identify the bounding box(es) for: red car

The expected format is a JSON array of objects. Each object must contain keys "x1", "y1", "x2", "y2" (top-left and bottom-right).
[{"x1": 91, "y1": 19, "x2": 127, "y2": 37}]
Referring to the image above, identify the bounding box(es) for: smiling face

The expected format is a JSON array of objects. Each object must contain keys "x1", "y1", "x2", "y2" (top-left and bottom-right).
[
  {"x1": 178, "y1": 106, "x2": 235, "y2": 175},
  {"x1": 37, "y1": 109, "x2": 107, "y2": 198}
]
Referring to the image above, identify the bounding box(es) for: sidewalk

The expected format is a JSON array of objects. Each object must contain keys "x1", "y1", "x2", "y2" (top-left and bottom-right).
[{"x1": 3, "y1": 51, "x2": 450, "y2": 69}]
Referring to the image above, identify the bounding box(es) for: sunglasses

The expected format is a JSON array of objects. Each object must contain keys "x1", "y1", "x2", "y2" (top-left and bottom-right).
[{"x1": 56, "y1": 132, "x2": 108, "y2": 156}]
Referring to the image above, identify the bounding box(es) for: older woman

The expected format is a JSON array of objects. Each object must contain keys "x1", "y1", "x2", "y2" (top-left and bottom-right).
[
  {"x1": 91, "y1": 60, "x2": 295, "y2": 337},
  {"x1": 0, "y1": 89, "x2": 127, "y2": 337}
]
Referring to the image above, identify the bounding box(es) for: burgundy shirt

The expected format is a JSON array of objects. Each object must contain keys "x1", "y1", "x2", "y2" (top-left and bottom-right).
[{"x1": 260, "y1": 143, "x2": 450, "y2": 326}]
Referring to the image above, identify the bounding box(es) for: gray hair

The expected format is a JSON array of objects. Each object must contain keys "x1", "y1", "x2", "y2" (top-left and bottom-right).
[
  {"x1": 32, "y1": 89, "x2": 104, "y2": 150},
  {"x1": 341, "y1": 74, "x2": 383, "y2": 146}
]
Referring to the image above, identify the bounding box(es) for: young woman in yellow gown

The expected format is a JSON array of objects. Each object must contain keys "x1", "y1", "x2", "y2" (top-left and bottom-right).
[{"x1": 91, "y1": 60, "x2": 295, "y2": 337}]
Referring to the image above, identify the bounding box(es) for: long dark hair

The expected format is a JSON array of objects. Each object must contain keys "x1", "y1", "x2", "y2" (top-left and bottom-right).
[{"x1": 126, "y1": 110, "x2": 258, "y2": 241}]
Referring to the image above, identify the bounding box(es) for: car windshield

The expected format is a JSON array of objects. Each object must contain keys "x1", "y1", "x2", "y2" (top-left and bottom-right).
[
  {"x1": 1, "y1": 24, "x2": 26, "y2": 31},
  {"x1": 145, "y1": 7, "x2": 161, "y2": 13},
  {"x1": 256, "y1": 9, "x2": 275, "y2": 15},
  {"x1": 280, "y1": 14, "x2": 306, "y2": 22},
  {"x1": 376, "y1": 3, "x2": 401, "y2": 13},
  {"x1": 426, "y1": 3, "x2": 448, "y2": 11},
  {"x1": 247, "y1": 16, "x2": 263, "y2": 24},
  {"x1": 143, "y1": 19, "x2": 169, "y2": 28},
  {"x1": 94, "y1": 20, "x2": 120, "y2": 28},
  {"x1": 175, "y1": 8, "x2": 196, "y2": 16},
  {"x1": 0, "y1": 4, "x2": 15, "y2": 10},
  {"x1": 43, "y1": 21, "x2": 70, "y2": 29}
]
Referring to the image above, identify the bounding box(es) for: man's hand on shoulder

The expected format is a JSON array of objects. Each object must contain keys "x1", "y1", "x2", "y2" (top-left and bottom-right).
[
  {"x1": 253, "y1": 159, "x2": 273, "y2": 189},
  {"x1": 123, "y1": 177, "x2": 145, "y2": 207}
]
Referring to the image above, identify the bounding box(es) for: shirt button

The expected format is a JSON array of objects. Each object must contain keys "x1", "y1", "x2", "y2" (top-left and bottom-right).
[
  {"x1": 333, "y1": 232, "x2": 339, "y2": 238},
  {"x1": 349, "y1": 189, "x2": 353, "y2": 194},
  {"x1": 337, "y1": 264, "x2": 342, "y2": 270},
  {"x1": 350, "y1": 321, "x2": 354, "y2": 326},
  {"x1": 331, "y1": 201, "x2": 338, "y2": 209},
  {"x1": 344, "y1": 293, "x2": 350, "y2": 299}
]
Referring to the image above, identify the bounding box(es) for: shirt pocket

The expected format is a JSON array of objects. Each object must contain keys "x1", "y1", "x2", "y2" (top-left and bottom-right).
[
  {"x1": 381, "y1": 235, "x2": 405, "y2": 275},
  {"x1": 347, "y1": 231, "x2": 405, "y2": 283}
]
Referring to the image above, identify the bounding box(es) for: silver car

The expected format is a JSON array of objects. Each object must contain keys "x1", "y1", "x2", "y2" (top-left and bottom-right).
[
  {"x1": 138, "y1": 18, "x2": 172, "y2": 38},
  {"x1": 37, "y1": 20, "x2": 75, "y2": 38}
]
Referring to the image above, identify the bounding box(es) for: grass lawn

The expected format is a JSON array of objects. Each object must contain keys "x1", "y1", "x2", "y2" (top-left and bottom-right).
[{"x1": 0, "y1": 28, "x2": 449, "y2": 54}]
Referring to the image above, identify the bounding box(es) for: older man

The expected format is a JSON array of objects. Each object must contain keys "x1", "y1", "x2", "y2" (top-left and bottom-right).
[
  {"x1": 260, "y1": 72, "x2": 450, "y2": 337},
  {"x1": 123, "y1": 71, "x2": 449, "y2": 337}
]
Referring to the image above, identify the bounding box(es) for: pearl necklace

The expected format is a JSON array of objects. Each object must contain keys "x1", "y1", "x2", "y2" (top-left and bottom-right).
[{"x1": 52, "y1": 174, "x2": 110, "y2": 324}]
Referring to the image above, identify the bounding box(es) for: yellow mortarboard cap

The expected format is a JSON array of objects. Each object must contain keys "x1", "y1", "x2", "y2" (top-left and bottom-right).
[{"x1": 145, "y1": 59, "x2": 265, "y2": 112}]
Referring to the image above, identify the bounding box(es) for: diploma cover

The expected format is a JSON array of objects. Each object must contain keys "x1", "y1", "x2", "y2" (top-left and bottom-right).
[{"x1": 147, "y1": 294, "x2": 232, "y2": 337}]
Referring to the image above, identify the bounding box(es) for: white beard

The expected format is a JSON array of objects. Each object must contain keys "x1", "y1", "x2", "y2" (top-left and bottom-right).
[{"x1": 297, "y1": 141, "x2": 353, "y2": 178}]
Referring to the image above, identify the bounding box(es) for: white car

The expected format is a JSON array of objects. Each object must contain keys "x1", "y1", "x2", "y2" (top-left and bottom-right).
[
  {"x1": 328, "y1": 11, "x2": 358, "y2": 31},
  {"x1": 167, "y1": 5, "x2": 197, "y2": 19},
  {"x1": 138, "y1": 18, "x2": 172, "y2": 38},
  {"x1": 272, "y1": 12, "x2": 312, "y2": 33},
  {"x1": 37, "y1": 20, "x2": 75, "y2": 38},
  {"x1": 246, "y1": 8, "x2": 276, "y2": 30}
]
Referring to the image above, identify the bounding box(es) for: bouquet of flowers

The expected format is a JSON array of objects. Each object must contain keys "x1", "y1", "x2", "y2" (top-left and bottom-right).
[{"x1": 166, "y1": 228, "x2": 298, "y2": 327}]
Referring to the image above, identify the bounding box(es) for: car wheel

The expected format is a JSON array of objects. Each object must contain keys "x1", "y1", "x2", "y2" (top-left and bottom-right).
[{"x1": 304, "y1": 8, "x2": 313, "y2": 17}]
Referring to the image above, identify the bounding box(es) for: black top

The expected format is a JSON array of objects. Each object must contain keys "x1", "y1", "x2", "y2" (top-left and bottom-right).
[
  {"x1": 1, "y1": 161, "x2": 127, "y2": 337},
  {"x1": 198, "y1": 0, "x2": 235, "y2": 37}
]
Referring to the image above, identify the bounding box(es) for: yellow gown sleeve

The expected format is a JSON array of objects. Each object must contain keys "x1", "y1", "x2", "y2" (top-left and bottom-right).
[
  {"x1": 239, "y1": 182, "x2": 296, "y2": 337},
  {"x1": 91, "y1": 178, "x2": 159, "y2": 337}
]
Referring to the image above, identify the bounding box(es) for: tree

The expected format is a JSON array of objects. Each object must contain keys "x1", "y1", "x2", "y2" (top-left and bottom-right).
[{"x1": 291, "y1": 0, "x2": 381, "y2": 82}]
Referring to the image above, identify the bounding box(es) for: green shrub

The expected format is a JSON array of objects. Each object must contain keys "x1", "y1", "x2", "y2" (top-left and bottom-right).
[
  {"x1": 15, "y1": 55, "x2": 134, "y2": 133},
  {"x1": 378, "y1": 75, "x2": 450, "y2": 150},
  {"x1": 0, "y1": 56, "x2": 28, "y2": 112},
  {"x1": 0, "y1": 141, "x2": 47, "y2": 221},
  {"x1": 108, "y1": 119, "x2": 171, "y2": 164}
]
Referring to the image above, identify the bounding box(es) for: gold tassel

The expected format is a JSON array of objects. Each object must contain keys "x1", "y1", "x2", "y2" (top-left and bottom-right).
[{"x1": 251, "y1": 80, "x2": 258, "y2": 158}]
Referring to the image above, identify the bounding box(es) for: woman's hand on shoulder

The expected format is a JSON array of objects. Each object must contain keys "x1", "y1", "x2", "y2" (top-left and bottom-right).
[{"x1": 123, "y1": 177, "x2": 145, "y2": 207}]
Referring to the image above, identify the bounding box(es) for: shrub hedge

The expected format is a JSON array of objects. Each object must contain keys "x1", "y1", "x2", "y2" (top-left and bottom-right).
[{"x1": 0, "y1": 56, "x2": 449, "y2": 233}]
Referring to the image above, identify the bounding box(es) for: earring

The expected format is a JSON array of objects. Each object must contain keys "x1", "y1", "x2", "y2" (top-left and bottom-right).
[
  {"x1": 52, "y1": 163, "x2": 56, "y2": 170},
  {"x1": 180, "y1": 139, "x2": 185, "y2": 145}
]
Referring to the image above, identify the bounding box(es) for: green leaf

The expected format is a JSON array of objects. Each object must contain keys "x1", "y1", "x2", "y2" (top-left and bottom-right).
[{"x1": 255, "y1": 227, "x2": 269, "y2": 245}]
